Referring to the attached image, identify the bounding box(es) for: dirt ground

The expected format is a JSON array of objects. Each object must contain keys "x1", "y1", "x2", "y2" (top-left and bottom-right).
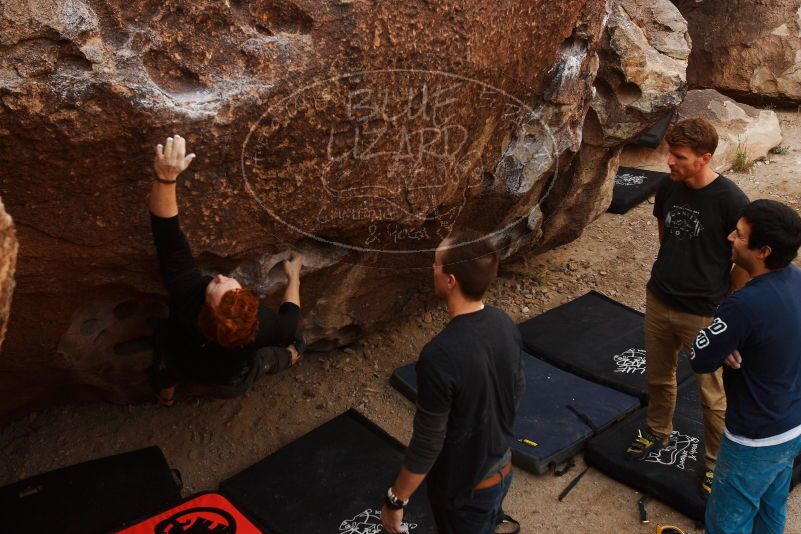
[{"x1": 1, "y1": 111, "x2": 800, "y2": 533}]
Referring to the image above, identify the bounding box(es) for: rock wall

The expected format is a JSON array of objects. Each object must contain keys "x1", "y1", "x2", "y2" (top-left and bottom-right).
[
  {"x1": 675, "y1": 0, "x2": 801, "y2": 104},
  {"x1": 0, "y1": 0, "x2": 618, "y2": 419},
  {"x1": 0, "y1": 0, "x2": 693, "y2": 420}
]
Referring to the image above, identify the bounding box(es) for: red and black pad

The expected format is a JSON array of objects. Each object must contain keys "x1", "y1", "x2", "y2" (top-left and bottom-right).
[
  {"x1": 115, "y1": 492, "x2": 263, "y2": 533},
  {"x1": 518, "y1": 291, "x2": 693, "y2": 403},
  {"x1": 607, "y1": 167, "x2": 667, "y2": 214},
  {"x1": 0, "y1": 446, "x2": 181, "y2": 534},
  {"x1": 220, "y1": 410, "x2": 436, "y2": 534},
  {"x1": 391, "y1": 353, "x2": 641, "y2": 474},
  {"x1": 585, "y1": 377, "x2": 708, "y2": 520}
]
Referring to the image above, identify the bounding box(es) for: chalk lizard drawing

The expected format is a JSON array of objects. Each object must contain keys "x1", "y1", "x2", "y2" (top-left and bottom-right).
[
  {"x1": 615, "y1": 173, "x2": 645, "y2": 186},
  {"x1": 339, "y1": 508, "x2": 418, "y2": 534},
  {"x1": 613, "y1": 348, "x2": 646, "y2": 374},
  {"x1": 644, "y1": 430, "x2": 700, "y2": 471}
]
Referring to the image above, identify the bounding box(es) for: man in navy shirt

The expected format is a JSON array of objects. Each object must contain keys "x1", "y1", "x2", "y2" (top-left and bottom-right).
[{"x1": 689, "y1": 199, "x2": 801, "y2": 534}]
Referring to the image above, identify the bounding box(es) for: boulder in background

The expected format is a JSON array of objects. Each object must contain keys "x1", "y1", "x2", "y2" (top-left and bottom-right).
[
  {"x1": 620, "y1": 89, "x2": 783, "y2": 172},
  {"x1": 675, "y1": 0, "x2": 801, "y2": 104}
]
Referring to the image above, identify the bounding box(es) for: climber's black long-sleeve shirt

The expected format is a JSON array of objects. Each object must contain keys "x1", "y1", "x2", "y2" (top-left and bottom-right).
[{"x1": 150, "y1": 213, "x2": 299, "y2": 384}]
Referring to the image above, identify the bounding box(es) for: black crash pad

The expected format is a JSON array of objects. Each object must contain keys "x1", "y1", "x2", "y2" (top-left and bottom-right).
[
  {"x1": 220, "y1": 410, "x2": 436, "y2": 534},
  {"x1": 586, "y1": 374, "x2": 801, "y2": 522},
  {"x1": 608, "y1": 167, "x2": 667, "y2": 214},
  {"x1": 585, "y1": 378, "x2": 709, "y2": 521},
  {"x1": 0, "y1": 446, "x2": 181, "y2": 534},
  {"x1": 518, "y1": 291, "x2": 694, "y2": 403},
  {"x1": 391, "y1": 353, "x2": 640, "y2": 474},
  {"x1": 632, "y1": 109, "x2": 675, "y2": 149}
]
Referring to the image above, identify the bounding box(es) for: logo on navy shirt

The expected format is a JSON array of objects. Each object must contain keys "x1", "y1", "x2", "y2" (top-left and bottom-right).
[
  {"x1": 665, "y1": 204, "x2": 704, "y2": 240},
  {"x1": 691, "y1": 317, "x2": 729, "y2": 360}
]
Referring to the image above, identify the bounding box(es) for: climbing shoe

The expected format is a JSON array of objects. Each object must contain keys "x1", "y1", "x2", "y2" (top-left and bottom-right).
[
  {"x1": 701, "y1": 468, "x2": 714, "y2": 499},
  {"x1": 293, "y1": 330, "x2": 307, "y2": 355},
  {"x1": 625, "y1": 427, "x2": 668, "y2": 460},
  {"x1": 495, "y1": 511, "x2": 520, "y2": 534}
]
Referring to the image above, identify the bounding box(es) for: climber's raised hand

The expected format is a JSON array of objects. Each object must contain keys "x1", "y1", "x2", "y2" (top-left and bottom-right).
[{"x1": 154, "y1": 134, "x2": 195, "y2": 182}]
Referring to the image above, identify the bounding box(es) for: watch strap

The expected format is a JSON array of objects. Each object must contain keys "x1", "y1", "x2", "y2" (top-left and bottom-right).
[{"x1": 385, "y1": 487, "x2": 408, "y2": 509}]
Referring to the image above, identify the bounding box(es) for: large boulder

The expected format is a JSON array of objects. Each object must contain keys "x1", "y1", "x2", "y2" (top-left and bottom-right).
[
  {"x1": 620, "y1": 89, "x2": 783, "y2": 172},
  {"x1": 0, "y1": 0, "x2": 617, "y2": 419},
  {"x1": 675, "y1": 0, "x2": 801, "y2": 104}
]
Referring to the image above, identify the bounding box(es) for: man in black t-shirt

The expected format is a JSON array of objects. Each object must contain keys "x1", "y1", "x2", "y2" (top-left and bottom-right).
[
  {"x1": 380, "y1": 230, "x2": 524, "y2": 534},
  {"x1": 624, "y1": 118, "x2": 749, "y2": 498}
]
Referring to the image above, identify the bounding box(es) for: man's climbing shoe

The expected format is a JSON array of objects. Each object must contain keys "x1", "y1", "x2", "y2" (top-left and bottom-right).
[
  {"x1": 700, "y1": 467, "x2": 714, "y2": 499},
  {"x1": 625, "y1": 427, "x2": 668, "y2": 460},
  {"x1": 157, "y1": 386, "x2": 176, "y2": 407},
  {"x1": 293, "y1": 331, "x2": 307, "y2": 354},
  {"x1": 495, "y1": 512, "x2": 520, "y2": 534}
]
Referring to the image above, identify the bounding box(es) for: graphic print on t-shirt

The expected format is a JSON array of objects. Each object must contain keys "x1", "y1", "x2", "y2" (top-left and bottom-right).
[{"x1": 664, "y1": 204, "x2": 704, "y2": 240}]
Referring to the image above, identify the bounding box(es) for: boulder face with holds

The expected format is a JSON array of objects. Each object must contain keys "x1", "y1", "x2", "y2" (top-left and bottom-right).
[{"x1": 0, "y1": 0, "x2": 690, "y2": 419}]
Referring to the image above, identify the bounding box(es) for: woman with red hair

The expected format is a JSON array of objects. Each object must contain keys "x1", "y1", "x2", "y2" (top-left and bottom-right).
[{"x1": 148, "y1": 135, "x2": 303, "y2": 405}]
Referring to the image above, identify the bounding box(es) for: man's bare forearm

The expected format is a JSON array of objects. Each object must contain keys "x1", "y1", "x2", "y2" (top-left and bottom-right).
[
  {"x1": 391, "y1": 466, "x2": 427, "y2": 502},
  {"x1": 283, "y1": 276, "x2": 300, "y2": 307},
  {"x1": 149, "y1": 181, "x2": 178, "y2": 218}
]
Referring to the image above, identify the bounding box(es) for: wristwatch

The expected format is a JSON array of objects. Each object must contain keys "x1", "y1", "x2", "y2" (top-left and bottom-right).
[{"x1": 385, "y1": 487, "x2": 409, "y2": 510}]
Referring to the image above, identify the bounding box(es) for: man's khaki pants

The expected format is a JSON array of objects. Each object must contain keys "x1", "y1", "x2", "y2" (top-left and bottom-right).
[{"x1": 645, "y1": 290, "x2": 726, "y2": 469}]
